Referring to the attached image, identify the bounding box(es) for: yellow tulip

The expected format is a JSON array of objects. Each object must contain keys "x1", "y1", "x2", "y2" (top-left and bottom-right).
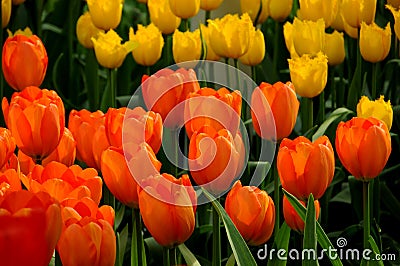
[
  {"x1": 343, "y1": 15, "x2": 359, "y2": 39},
  {"x1": 297, "y1": 0, "x2": 338, "y2": 28},
  {"x1": 268, "y1": 0, "x2": 293, "y2": 22},
  {"x1": 387, "y1": 5, "x2": 400, "y2": 40},
  {"x1": 357, "y1": 95, "x2": 393, "y2": 130},
  {"x1": 129, "y1": 24, "x2": 164, "y2": 66},
  {"x1": 92, "y1": 29, "x2": 137, "y2": 69},
  {"x1": 292, "y1": 18, "x2": 325, "y2": 56},
  {"x1": 239, "y1": 29, "x2": 265, "y2": 66},
  {"x1": 148, "y1": 0, "x2": 181, "y2": 34},
  {"x1": 199, "y1": 24, "x2": 220, "y2": 61},
  {"x1": 208, "y1": 13, "x2": 254, "y2": 58},
  {"x1": 324, "y1": 30, "x2": 345, "y2": 66},
  {"x1": 240, "y1": 0, "x2": 269, "y2": 24},
  {"x1": 341, "y1": 0, "x2": 376, "y2": 28},
  {"x1": 283, "y1": 22, "x2": 299, "y2": 58},
  {"x1": 359, "y1": 22, "x2": 391, "y2": 63},
  {"x1": 87, "y1": 0, "x2": 123, "y2": 30},
  {"x1": 2, "y1": 0, "x2": 11, "y2": 28},
  {"x1": 388, "y1": 0, "x2": 400, "y2": 7},
  {"x1": 200, "y1": 0, "x2": 224, "y2": 11},
  {"x1": 173, "y1": 29, "x2": 202, "y2": 64},
  {"x1": 169, "y1": 0, "x2": 201, "y2": 19},
  {"x1": 288, "y1": 52, "x2": 328, "y2": 98},
  {"x1": 331, "y1": 0, "x2": 344, "y2": 31},
  {"x1": 76, "y1": 12, "x2": 104, "y2": 49}
]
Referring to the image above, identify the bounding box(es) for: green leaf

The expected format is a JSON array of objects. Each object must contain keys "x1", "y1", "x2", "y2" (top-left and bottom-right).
[
  {"x1": 381, "y1": 183, "x2": 400, "y2": 222},
  {"x1": 347, "y1": 59, "x2": 362, "y2": 111},
  {"x1": 312, "y1": 107, "x2": 353, "y2": 142},
  {"x1": 202, "y1": 189, "x2": 257, "y2": 266},
  {"x1": 282, "y1": 189, "x2": 343, "y2": 266},
  {"x1": 348, "y1": 176, "x2": 363, "y2": 221},
  {"x1": 303, "y1": 194, "x2": 318, "y2": 266},
  {"x1": 178, "y1": 243, "x2": 201, "y2": 266},
  {"x1": 330, "y1": 183, "x2": 351, "y2": 204},
  {"x1": 115, "y1": 204, "x2": 125, "y2": 230},
  {"x1": 267, "y1": 223, "x2": 291, "y2": 266},
  {"x1": 117, "y1": 224, "x2": 129, "y2": 266},
  {"x1": 368, "y1": 236, "x2": 385, "y2": 266}
]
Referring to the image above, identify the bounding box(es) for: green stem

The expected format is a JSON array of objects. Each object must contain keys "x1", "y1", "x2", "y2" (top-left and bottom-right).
[
  {"x1": 146, "y1": 66, "x2": 151, "y2": 76},
  {"x1": 272, "y1": 21, "x2": 280, "y2": 73},
  {"x1": 169, "y1": 247, "x2": 177, "y2": 266},
  {"x1": 104, "y1": 186, "x2": 115, "y2": 216},
  {"x1": 132, "y1": 208, "x2": 145, "y2": 266},
  {"x1": 35, "y1": 0, "x2": 44, "y2": 37},
  {"x1": 205, "y1": 10, "x2": 211, "y2": 24},
  {"x1": 302, "y1": 97, "x2": 313, "y2": 133},
  {"x1": 363, "y1": 181, "x2": 370, "y2": 250},
  {"x1": 163, "y1": 247, "x2": 170, "y2": 266},
  {"x1": 182, "y1": 19, "x2": 189, "y2": 31},
  {"x1": 55, "y1": 250, "x2": 62, "y2": 266},
  {"x1": 109, "y1": 68, "x2": 118, "y2": 108},
  {"x1": 212, "y1": 200, "x2": 221, "y2": 266},
  {"x1": 317, "y1": 91, "x2": 325, "y2": 124},
  {"x1": 273, "y1": 156, "x2": 280, "y2": 237},
  {"x1": 165, "y1": 34, "x2": 173, "y2": 66},
  {"x1": 85, "y1": 49, "x2": 100, "y2": 111},
  {"x1": 145, "y1": 4, "x2": 150, "y2": 25},
  {"x1": 225, "y1": 57, "x2": 231, "y2": 87},
  {"x1": 251, "y1": 65, "x2": 257, "y2": 83},
  {"x1": 371, "y1": 63, "x2": 378, "y2": 99},
  {"x1": 329, "y1": 67, "x2": 336, "y2": 110}
]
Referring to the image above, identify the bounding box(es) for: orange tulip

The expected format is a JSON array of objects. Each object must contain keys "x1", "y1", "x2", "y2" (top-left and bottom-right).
[
  {"x1": 282, "y1": 195, "x2": 320, "y2": 233},
  {"x1": 0, "y1": 190, "x2": 61, "y2": 266},
  {"x1": 0, "y1": 169, "x2": 22, "y2": 196},
  {"x1": 251, "y1": 81, "x2": 299, "y2": 141},
  {"x1": 43, "y1": 127, "x2": 76, "y2": 166},
  {"x1": 101, "y1": 144, "x2": 162, "y2": 208},
  {"x1": 105, "y1": 107, "x2": 163, "y2": 153},
  {"x1": 141, "y1": 68, "x2": 200, "y2": 127},
  {"x1": 2, "y1": 29, "x2": 48, "y2": 91},
  {"x1": 225, "y1": 181, "x2": 275, "y2": 246},
  {"x1": 0, "y1": 127, "x2": 15, "y2": 169},
  {"x1": 2, "y1": 86, "x2": 65, "y2": 160},
  {"x1": 184, "y1": 87, "x2": 242, "y2": 139},
  {"x1": 24, "y1": 161, "x2": 103, "y2": 204},
  {"x1": 17, "y1": 150, "x2": 35, "y2": 175},
  {"x1": 277, "y1": 136, "x2": 335, "y2": 200},
  {"x1": 68, "y1": 109, "x2": 110, "y2": 169},
  {"x1": 188, "y1": 126, "x2": 245, "y2": 194},
  {"x1": 138, "y1": 173, "x2": 196, "y2": 247},
  {"x1": 335, "y1": 117, "x2": 391, "y2": 181},
  {"x1": 58, "y1": 198, "x2": 115, "y2": 266}
]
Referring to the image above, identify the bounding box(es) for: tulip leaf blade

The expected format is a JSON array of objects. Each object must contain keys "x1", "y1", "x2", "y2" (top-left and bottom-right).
[
  {"x1": 178, "y1": 243, "x2": 201, "y2": 266},
  {"x1": 117, "y1": 224, "x2": 129, "y2": 266},
  {"x1": 312, "y1": 107, "x2": 353, "y2": 142},
  {"x1": 282, "y1": 189, "x2": 343, "y2": 266},
  {"x1": 368, "y1": 236, "x2": 385, "y2": 266},
  {"x1": 267, "y1": 222, "x2": 291, "y2": 266},
  {"x1": 202, "y1": 189, "x2": 257, "y2": 266},
  {"x1": 303, "y1": 194, "x2": 318, "y2": 266}
]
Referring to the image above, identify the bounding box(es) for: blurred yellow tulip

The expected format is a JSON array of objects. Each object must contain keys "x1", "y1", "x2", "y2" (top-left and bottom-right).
[
  {"x1": 200, "y1": 0, "x2": 224, "y2": 11},
  {"x1": 173, "y1": 29, "x2": 202, "y2": 64},
  {"x1": 387, "y1": 5, "x2": 400, "y2": 40},
  {"x1": 148, "y1": 0, "x2": 181, "y2": 34},
  {"x1": 298, "y1": 0, "x2": 338, "y2": 28},
  {"x1": 129, "y1": 24, "x2": 164, "y2": 66},
  {"x1": 200, "y1": 24, "x2": 220, "y2": 61},
  {"x1": 169, "y1": 0, "x2": 201, "y2": 19},
  {"x1": 291, "y1": 18, "x2": 325, "y2": 56},
  {"x1": 341, "y1": 0, "x2": 376, "y2": 28},
  {"x1": 331, "y1": 0, "x2": 344, "y2": 31},
  {"x1": 288, "y1": 52, "x2": 328, "y2": 98},
  {"x1": 268, "y1": 0, "x2": 293, "y2": 22},
  {"x1": 359, "y1": 22, "x2": 391, "y2": 63},
  {"x1": 357, "y1": 95, "x2": 393, "y2": 130},
  {"x1": 283, "y1": 22, "x2": 299, "y2": 58},
  {"x1": 388, "y1": 0, "x2": 400, "y2": 7},
  {"x1": 239, "y1": 29, "x2": 265, "y2": 66},
  {"x1": 87, "y1": 0, "x2": 123, "y2": 30},
  {"x1": 343, "y1": 15, "x2": 359, "y2": 38},
  {"x1": 76, "y1": 12, "x2": 104, "y2": 49},
  {"x1": 92, "y1": 29, "x2": 137, "y2": 69},
  {"x1": 2, "y1": 0, "x2": 11, "y2": 28},
  {"x1": 324, "y1": 31, "x2": 345, "y2": 66},
  {"x1": 240, "y1": 0, "x2": 269, "y2": 24}
]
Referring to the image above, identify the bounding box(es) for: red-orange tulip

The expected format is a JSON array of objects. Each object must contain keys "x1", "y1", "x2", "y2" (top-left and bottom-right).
[
  {"x1": 225, "y1": 181, "x2": 275, "y2": 246},
  {"x1": 58, "y1": 197, "x2": 115, "y2": 266},
  {"x1": 24, "y1": 161, "x2": 103, "y2": 204},
  {"x1": 251, "y1": 81, "x2": 299, "y2": 140},
  {"x1": 335, "y1": 117, "x2": 391, "y2": 181},
  {"x1": 185, "y1": 87, "x2": 242, "y2": 138},
  {"x1": 17, "y1": 150, "x2": 35, "y2": 175},
  {"x1": 101, "y1": 144, "x2": 162, "y2": 208},
  {"x1": 2, "y1": 31, "x2": 48, "y2": 91},
  {"x1": 68, "y1": 109, "x2": 110, "y2": 169},
  {"x1": 282, "y1": 195, "x2": 320, "y2": 233},
  {"x1": 0, "y1": 127, "x2": 15, "y2": 169},
  {"x1": 188, "y1": 126, "x2": 245, "y2": 194},
  {"x1": 105, "y1": 106, "x2": 163, "y2": 153},
  {"x1": 277, "y1": 136, "x2": 335, "y2": 200},
  {"x1": 138, "y1": 173, "x2": 196, "y2": 247},
  {"x1": 2, "y1": 86, "x2": 65, "y2": 160},
  {"x1": 142, "y1": 68, "x2": 200, "y2": 127},
  {"x1": 0, "y1": 169, "x2": 22, "y2": 196},
  {"x1": 0, "y1": 190, "x2": 61, "y2": 266}
]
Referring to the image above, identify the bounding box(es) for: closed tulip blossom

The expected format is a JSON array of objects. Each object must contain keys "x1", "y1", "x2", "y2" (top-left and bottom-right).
[
  {"x1": 283, "y1": 22, "x2": 299, "y2": 58},
  {"x1": 268, "y1": 0, "x2": 293, "y2": 22},
  {"x1": 172, "y1": 29, "x2": 202, "y2": 64},
  {"x1": 1, "y1": 0, "x2": 11, "y2": 28},
  {"x1": 277, "y1": 136, "x2": 335, "y2": 200},
  {"x1": 138, "y1": 173, "x2": 197, "y2": 247},
  {"x1": 251, "y1": 81, "x2": 299, "y2": 141},
  {"x1": 359, "y1": 22, "x2": 391, "y2": 63},
  {"x1": 357, "y1": 96, "x2": 393, "y2": 131},
  {"x1": 0, "y1": 127, "x2": 15, "y2": 169},
  {"x1": 200, "y1": 0, "x2": 223, "y2": 11},
  {"x1": 225, "y1": 181, "x2": 275, "y2": 246},
  {"x1": 86, "y1": 0, "x2": 123, "y2": 30},
  {"x1": 341, "y1": 0, "x2": 376, "y2": 28},
  {"x1": 2, "y1": 28, "x2": 48, "y2": 91},
  {"x1": 290, "y1": 18, "x2": 325, "y2": 57},
  {"x1": 297, "y1": 0, "x2": 339, "y2": 28},
  {"x1": 283, "y1": 195, "x2": 320, "y2": 233},
  {"x1": 0, "y1": 190, "x2": 62, "y2": 266},
  {"x1": 288, "y1": 52, "x2": 328, "y2": 98},
  {"x1": 240, "y1": 0, "x2": 269, "y2": 24},
  {"x1": 387, "y1": 5, "x2": 400, "y2": 40},
  {"x1": 336, "y1": 117, "x2": 391, "y2": 181},
  {"x1": 208, "y1": 13, "x2": 254, "y2": 58},
  {"x1": 148, "y1": 0, "x2": 181, "y2": 35},
  {"x1": 2, "y1": 86, "x2": 65, "y2": 160},
  {"x1": 239, "y1": 29, "x2": 265, "y2": 66},
  {"x1": 324, "y1": 30, "x2": 345, "y2": 66},
  {"x1": 42, "y1": 128, "x2": 76, "y2": 167},
  {"x1": 129, "y1": 24, "x2": 164, "y2": 67},
  {"x1": 0, "y1": 169, "x2": 22, "y2": 196},
  {"x1": 169, "y1": 0, "x2": 201, "y2": 19},
  {"x1": 188, "y1": 126, "x2": 245, "y2": 194},
  {"x1": 76, "y1": 12, "x2": 104, "y2": 49},
  {"x1": 199, "y1": 24, "x2": 220, "y2": 61},
  {"x1": 92, "y1": 29, "x2": 136, "y2": 69}
]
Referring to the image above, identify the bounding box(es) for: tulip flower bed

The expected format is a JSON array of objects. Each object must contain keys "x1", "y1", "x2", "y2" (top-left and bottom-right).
[{"x1": 1, "y1": 0, "x2": 400, "y2": 265}]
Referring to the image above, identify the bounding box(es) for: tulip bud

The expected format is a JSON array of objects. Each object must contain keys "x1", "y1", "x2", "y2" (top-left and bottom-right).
[
  {"x1": 291, "y1": 18, "x2": 325, "y2": 57},
  {"x1": 240, "y1": 0, "x2": 269, "y2": 24},
  {"x1": 324, "y1": 30, "x2": 345, "y2": 66},
  {"x1": 169, "y1": 0, "x2": 201, "y2": 19},
  {"x1": 199, "y1": 24, "x2": 220, "y2": 61},
  {"x1": 268, "y1": 0, "x2": 293, "y2": 22},
  {"x1": 357, "y1": 95, "x2": 393, "y2": 131},
  {"x1": 200, "y1": 0, "x2": 223, "y2": 11},
  {"x1": 341, "y1": 0, "x2": 376, "y2": 28},
  {"x1": 87, "y1": 0, "x2": 123, "y2": 30},
  {"x1": 129, "y1": 24, "x2": 164, "y2": 66},
  {"x1": 148, "y1": 0, "x2": 181, "y2": 34},
  {"x1": 0, "y1": 127, "x2": 15, "y2": 169},
  {"x1": 2, "y1": 0, "x2": 11, "y2": 28},
  {"x1": 298, "y1": 0, "x2": 339, "y2": 28},
  {"x1": 387, "y1": 5, "x2": 400, "y2": 40},
  {"x1": 172, "y1": 29, "x2": 202, "y2": 64},
  {"x1": 76, "y1": 12, "x2": 104, "y2": 49},
  {"x1": 359, "y1": 22, "x2": 391, "y2": 63},
  {"x1": 239, "y1": 29, "x2": 265, "y2": 66}
]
